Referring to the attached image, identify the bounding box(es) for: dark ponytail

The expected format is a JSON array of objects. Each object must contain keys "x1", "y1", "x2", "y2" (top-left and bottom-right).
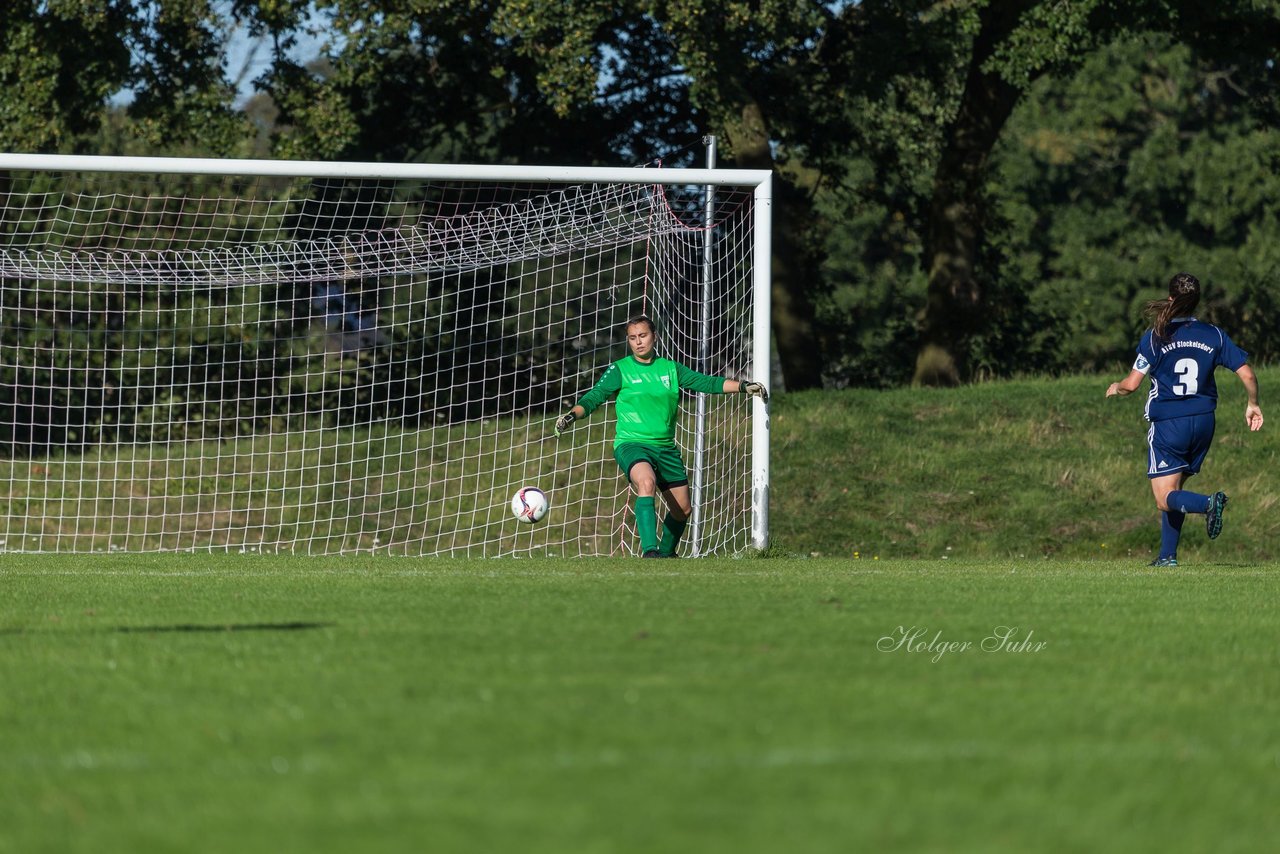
[{"x1": 1143, "y1": 272, "x2": 1201, "y2": 342}]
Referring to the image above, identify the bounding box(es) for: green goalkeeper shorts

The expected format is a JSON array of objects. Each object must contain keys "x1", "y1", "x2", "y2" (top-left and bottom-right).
[{"x1": 613, "y1": 442, "x2": 689, "y2": 489}]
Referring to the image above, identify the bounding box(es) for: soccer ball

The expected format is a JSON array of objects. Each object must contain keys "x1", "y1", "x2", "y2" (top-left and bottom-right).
[{"x1": 510, "y1": 486, "x2": 549, "y2": 524}]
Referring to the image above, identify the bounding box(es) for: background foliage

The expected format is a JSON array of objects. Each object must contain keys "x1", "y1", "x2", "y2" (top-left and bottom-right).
[{"x1": 1, "y1": 0, "x2": 1278, "y2": 394}]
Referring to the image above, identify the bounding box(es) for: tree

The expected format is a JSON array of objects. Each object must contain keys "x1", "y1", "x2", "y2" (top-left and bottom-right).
[
  {"x1": 0, "y1": 2, "x2": 249, "y2": 155},
  {"x1": 125, "y1": 0, "x2": 248, "y2": 152},
  {"x1": 482, "y1": 1, "x2": 839, "y2": 390},
  {"x1": 241, "y1": 1, "x2": 838, "y2": 388},
  {"x1": 0, "y1": 4, "x2": 133, "y2": 152},
  {"x1": 242, "y1": 1, "x2": 696, "y2": 166},
  {"x1": 909, "y1": 0, "x2": 1280, "y2": 385},
  {"x1": 16, "y1": 1, "x2": 1272, "y2": 392},
  {"x1": 992, "y1": 30, "x2": 1280, "y2": 373},
  {"x1": 912, "y1": 0, "x2": 1034, "y2": 386}
]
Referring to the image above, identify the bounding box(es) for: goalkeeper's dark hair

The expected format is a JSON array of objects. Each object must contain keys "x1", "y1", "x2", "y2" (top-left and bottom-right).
[
  {"x1": 624, "y1": 314, "x2": 657, "y2": 336},
  {"x1": 1144, "y1": 272, "x2": 1201, "y2": 343}
]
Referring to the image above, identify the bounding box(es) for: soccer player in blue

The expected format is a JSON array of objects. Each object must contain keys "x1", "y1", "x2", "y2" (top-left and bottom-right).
[{"x1": 1106, "y1": 273, "x2": 1264, "y2": 566}]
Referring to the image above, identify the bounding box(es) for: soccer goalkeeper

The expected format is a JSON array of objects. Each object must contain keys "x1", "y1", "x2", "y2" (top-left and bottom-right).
[{"x1": 555, "y1": 314, "x2": 768, "y2": 558}]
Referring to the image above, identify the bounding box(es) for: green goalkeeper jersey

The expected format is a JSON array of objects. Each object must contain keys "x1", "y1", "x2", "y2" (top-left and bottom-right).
[{"x1": 575, "y1": 355, "x2": 725, "y2": 448}]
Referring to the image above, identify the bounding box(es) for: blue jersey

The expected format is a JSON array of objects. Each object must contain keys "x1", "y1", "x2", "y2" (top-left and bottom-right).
[{"x1": 1132, "y1": 318, "x2": 1248, "y2": 422}]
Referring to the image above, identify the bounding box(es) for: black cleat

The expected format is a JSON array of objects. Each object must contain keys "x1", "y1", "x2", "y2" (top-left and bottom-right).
[
  {"x1": 1206, "y1": 491, "x2": 1228, "y2": 540},
  {"x1": 1148, "y1": 557, "x2": 1178, "y2": 567},
  {"x1": 642, "y1": 550, "x2": 663, "y2": 558}
]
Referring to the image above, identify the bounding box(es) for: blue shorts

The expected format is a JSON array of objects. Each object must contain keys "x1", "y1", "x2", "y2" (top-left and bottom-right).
[{"x1": 1147, "y1": 413, "x2": 1216, "y2": 478}]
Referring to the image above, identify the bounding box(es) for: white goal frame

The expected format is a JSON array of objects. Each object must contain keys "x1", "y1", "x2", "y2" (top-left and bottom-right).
[{"x1": 0, "y1": 152, "x2": 771, "y2": 556}]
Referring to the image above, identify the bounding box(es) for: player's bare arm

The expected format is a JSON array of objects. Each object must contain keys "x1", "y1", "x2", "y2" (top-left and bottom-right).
[
  {"x1": 1106, "y1": 369, "x2": 1145, "y2": 397},
  {"x1": 1235, "y1": 364, "x2": 1264, "y2": 431}
]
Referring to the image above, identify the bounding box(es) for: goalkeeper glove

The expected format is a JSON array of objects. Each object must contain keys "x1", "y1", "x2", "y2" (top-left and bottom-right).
[
  {"x1": 740, "y1": 381, "x2": 768, "y2": 401},
  {"x1": 554, "y1": 412, "x2": 577, "y2": 436}
]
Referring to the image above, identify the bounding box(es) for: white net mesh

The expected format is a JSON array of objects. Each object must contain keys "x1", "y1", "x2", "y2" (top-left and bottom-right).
[{"x1": 0, "y1": 161, "x2": 761, "y2": 556}]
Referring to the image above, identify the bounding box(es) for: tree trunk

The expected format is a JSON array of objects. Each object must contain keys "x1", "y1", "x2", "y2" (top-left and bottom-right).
[
  {"x1": 913, "y1": 2, "x2": 1032, "y2": 386},
  {"x1": 725, "y1": 100, "x2": 824, "y2": 391}
]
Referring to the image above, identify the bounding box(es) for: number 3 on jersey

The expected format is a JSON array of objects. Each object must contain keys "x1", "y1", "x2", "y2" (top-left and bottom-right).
[{"x1": 1172, "y1": 358, "x2": 1199, "y2": 395}]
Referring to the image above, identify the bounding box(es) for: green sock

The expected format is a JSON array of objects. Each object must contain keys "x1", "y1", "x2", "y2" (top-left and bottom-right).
[
  {"x1": 659, "y1": 513, "x2": 687, "y2": 556},
  {"x1": 634, "y1": 497, "x2": 658, "y2": 553}
]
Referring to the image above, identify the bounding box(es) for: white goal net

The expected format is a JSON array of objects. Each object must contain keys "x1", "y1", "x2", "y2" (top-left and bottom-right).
[{"x1": 0, "y1": 154, "x2": 771, "y2": 556}]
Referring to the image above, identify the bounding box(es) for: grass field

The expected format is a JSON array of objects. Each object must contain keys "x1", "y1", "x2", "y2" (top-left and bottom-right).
[
  {"x1": 4, "y1": 553, "x2": 1279, "y2": 853},
  {"x1": 770, "y1": 369, "x2": 1280, "y2": 562},
  {"x1": 4, "y1": 368, "x2": 1276, "y2": 561}
]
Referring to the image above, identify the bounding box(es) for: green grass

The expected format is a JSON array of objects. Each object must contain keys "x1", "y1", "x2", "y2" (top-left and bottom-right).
[
  {"x1": 0, "y1": 421, "x2": 638, "y2": 555},
  {"x1": 0, "y1": 406, "x2": 741, "y2": 556},
  {"x1": 3, "y1": 368, "x2": 1275, "y2": 561},
  {"x1": 3, "y1": 554, "x2": 1279, "y2": 853},
  {"x1": 4, "y1": 369, "x2": 1279, "y2": 850},
  {"x1": 770, "y1": 368, "x2": 1280, "y2": 562}
]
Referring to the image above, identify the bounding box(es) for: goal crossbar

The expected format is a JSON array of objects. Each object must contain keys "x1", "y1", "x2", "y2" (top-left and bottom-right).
[{"x1": 0, "y1": 153, "x2": 767, "y2": 187}]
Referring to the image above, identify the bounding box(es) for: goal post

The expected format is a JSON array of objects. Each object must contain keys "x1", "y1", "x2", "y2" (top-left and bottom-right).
[{"x1": 0, "y1": 152, "x2": 771, "y2": 556}]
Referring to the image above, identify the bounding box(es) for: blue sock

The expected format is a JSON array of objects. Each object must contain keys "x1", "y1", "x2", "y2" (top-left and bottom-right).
[
  {"x1": 1159, "y1": 510, "x2": 1185, "y2": 560},
  {"x1": 1166, "y1": 490, "x2": 1210, "y2": 514}
]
